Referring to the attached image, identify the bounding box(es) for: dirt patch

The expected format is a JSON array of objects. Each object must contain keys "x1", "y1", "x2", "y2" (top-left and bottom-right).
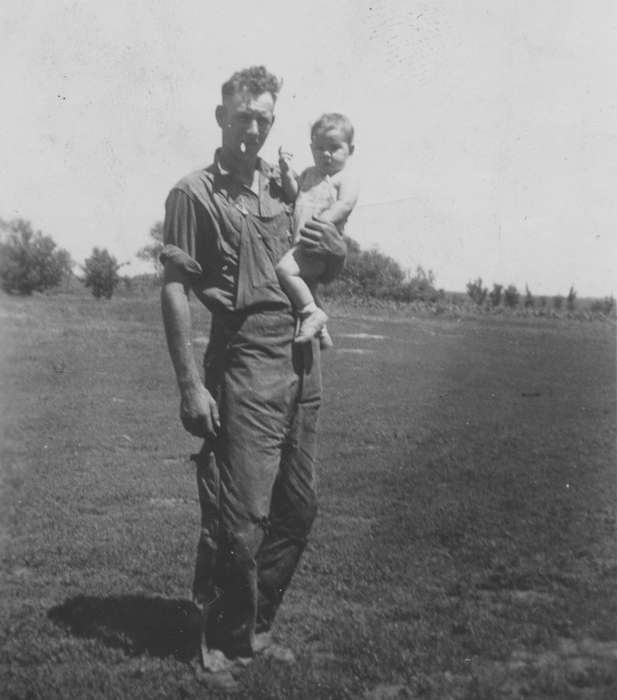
[
  {"x1": 148, "y1": 498, "x2": 189, "y2": 507},
  {"x1": 471, "y1": 637, "x2": 617, "y2": 698},
  {"x1": 364, "y1": 684, "x2": 410, "y2": 699},
  {"x1": 339, "y1": 333, "x2": 387, "y2": 340},
  {"x1": 336, "y1": 348, "x2": 375, "y2": 354}
]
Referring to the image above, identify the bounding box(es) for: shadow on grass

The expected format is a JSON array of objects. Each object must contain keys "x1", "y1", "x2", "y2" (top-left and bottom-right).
[{"x1": 48, "y1": 594, "x2": 200, "y2": 661}]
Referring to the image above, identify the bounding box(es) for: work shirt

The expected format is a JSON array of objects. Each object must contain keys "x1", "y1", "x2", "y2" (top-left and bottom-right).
[{"x1": 161, "y1": 150, "x2": 294, "y2": 313}]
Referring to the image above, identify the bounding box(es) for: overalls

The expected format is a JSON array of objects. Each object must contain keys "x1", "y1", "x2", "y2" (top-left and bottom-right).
[{"x1": 191, "y1": 199, "x2": 322, "y2": 659}]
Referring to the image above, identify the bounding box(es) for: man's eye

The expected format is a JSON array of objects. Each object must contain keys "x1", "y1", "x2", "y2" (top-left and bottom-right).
[{"x1": 235, "y1": 114, "x2": 271, "y2": 129}]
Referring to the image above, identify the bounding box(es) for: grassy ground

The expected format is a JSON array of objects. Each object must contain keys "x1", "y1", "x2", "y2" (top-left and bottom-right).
[{"x1": 1, "y1": 291, "x2": 615, "y2": 699}]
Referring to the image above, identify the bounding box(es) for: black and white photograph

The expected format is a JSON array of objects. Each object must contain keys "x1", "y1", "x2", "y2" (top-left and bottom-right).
[{"x1": 1, "y1": 1, "x2": 616, "y2": 698}]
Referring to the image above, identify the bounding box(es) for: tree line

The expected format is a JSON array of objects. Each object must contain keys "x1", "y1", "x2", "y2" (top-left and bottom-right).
[
  {"x1": 465, "y1": 277, "x2": 615, "y2": 314},
  {"x1": 0, "y1": 217, "x2": 443, "y2": 303},
  {"x1": 0, "y1": 218, "x2": 125, "y2": 299},
  {"x1": 1, "y1": 217, "x2": 614, "y2": 315}
]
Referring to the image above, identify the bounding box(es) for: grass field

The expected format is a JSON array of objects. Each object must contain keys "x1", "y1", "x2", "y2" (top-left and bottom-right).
[{"x1": 1, "y1": 291, "x2": 616, "y2": 699}]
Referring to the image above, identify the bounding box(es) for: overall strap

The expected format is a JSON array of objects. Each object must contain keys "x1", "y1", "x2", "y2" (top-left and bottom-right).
[{"x1": 235, "y1": 210, "x2": 292, "y2": 311}]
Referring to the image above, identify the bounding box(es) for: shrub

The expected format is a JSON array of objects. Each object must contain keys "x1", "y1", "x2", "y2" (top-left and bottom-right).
[
  {"x1": 326, "y1": 237, "x2": 402, "y2": 300},
  {"x1": 314, "y1": 236, "x2": 437, "y2": 304},
  {"x1": 489, "y1": 283, "x2": 503, "y2": 307},
  {"x1": 553, "y1": 295, "x2": 563, "y2": 311},
  {"x1": 137, "y1": 221, "x2": 164, "y2": 275},
  {"x1": 325, "y1": 238, "x2": 443, "y2": 304},
  {"x1": 566, "y1": 286, "x2": 577, "y2": 311},
  {"x1": 590, "y1": 296, "x2": 615, "y2": 314},
  {"x1": 466, "y1": 277, "x2": 488, "y2": 306},
  {"x1": 82, "y1": 247, "x2": 123, "y2": 299},
  {"x1": 524, "y1": 285, "x2": 534, "y2": 308},
  {"x1": 503, "y1": 285, "x2": 519, "y2": 308},
  {"x1": 356, "y1": 248, "x2": 406, "y2": 299},
  {"x1": 0, "y1": 219, "x2": 72, "y2": 295},
  {"x1": 401, "y1": 266, "x2": 442, "y2": 303}
]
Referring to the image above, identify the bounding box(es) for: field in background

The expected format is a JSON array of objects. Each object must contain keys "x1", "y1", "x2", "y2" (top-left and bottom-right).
[{"x1": 1, "y1": 291, "x2": 616, "y2": 699}]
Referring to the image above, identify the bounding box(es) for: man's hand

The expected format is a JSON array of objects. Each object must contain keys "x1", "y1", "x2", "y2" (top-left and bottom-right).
[
  {"x1": 299, "y1": 217, "x2": 346, "y2": 259},
  {"x1": 180, "y1": 384, "x2": 220, "y2": 439}
]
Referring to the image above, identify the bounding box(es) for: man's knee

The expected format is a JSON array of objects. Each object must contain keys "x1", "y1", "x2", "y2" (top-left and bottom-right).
[
  {"x1": 297, "y1": 492, "x2": 318, "y2": 532},
  {"x1": 272, "y1": 491, "x2": 317, "y2": 541},
  {"x1": 221, "y1": 523, "x2": 263, "y2": 572}
]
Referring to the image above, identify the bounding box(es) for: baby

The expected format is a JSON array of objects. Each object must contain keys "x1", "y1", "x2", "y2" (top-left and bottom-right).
[{"x1": 277, "y1": 112, "x2": 359, "y2": 346}]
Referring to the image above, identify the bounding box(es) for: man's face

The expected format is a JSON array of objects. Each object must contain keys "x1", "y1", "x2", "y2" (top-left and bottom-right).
[{"x1": 217, "y1": 88, "x2": 275, "y2": 164}]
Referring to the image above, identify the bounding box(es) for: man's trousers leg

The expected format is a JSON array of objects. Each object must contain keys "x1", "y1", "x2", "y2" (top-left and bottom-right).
[
  {"x1": 255, "y1": 343, "x2": 321, "y2": 633},
  {"x1": 192, "y1": 312, "x2": 321, "y2": 658}
]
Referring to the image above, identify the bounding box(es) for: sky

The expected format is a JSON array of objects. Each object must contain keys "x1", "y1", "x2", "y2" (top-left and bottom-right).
[{"x1": 1, "y1": 0, "x2": 616, "y2": 296}]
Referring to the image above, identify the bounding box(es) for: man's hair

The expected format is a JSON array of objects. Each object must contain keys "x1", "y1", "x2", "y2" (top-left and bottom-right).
[
  {"x1": 311, "y1": 113, "x2": 355, "y2": 146},
  {"x1": 221, "y1": 66, "x2": 282, "y2": 101}
]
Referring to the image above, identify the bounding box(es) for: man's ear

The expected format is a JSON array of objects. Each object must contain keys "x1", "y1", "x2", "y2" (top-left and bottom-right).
[
  {"x1": 349, "y1": 144, "x2": 355, "y2": 156},
  {"x1": 215, "y1": 105, "x2": 226, "y2": 128}
]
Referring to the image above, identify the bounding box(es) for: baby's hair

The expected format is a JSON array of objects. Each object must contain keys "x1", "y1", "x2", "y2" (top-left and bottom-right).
[
  {"x1": 222, "y1": 66, "x2": 282, "y2": 101},
  {"x1": 311, "y1": 113, "x2": 355, "y2": 146}
]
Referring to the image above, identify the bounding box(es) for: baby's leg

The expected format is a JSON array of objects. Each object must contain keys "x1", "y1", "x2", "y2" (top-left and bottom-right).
[
  {"x1": 276, "y1": 245, "x2": 325, "y2": 311},
  {"x1": 311, "y1": 289, "x2": 334, "y2": 349},
  {"x1": 275, "y1": 246, "x2": 328, "y2": 343}
]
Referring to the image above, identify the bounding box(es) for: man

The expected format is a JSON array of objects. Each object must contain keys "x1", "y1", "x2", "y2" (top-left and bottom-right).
[{"x1": 160, "y1": 66, "x2": 345, "y2": 686}]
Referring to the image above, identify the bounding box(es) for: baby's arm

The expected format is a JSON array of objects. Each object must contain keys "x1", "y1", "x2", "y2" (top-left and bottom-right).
[
  {"x1": 320, "y1": 171, "x2": 359, "y2": 227},
  {"x1": 278, "y1": 147, "x2": 299, "y2": 202}
]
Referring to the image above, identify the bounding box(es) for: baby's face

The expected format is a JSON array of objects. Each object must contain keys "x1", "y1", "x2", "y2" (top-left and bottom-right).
[{"x1": 311, "y1": 127, "x2": 353, "y2": 176}]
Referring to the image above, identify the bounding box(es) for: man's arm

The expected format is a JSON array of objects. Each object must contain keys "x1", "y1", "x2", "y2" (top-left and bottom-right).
[
  {"x1": 161, "y1": 263, "x2": 220, "y2": 439},
  {"x1": 299, "y1": 218, "x2": 347, "y2": 259},
  {"x1": 160, "y1": 187, "x2": 221, "y2": 440}
]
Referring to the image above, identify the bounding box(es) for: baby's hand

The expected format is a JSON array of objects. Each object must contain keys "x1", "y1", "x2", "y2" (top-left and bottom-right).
[{"x1": 278, "y1": 147, "x2": 293, "y2": 173}]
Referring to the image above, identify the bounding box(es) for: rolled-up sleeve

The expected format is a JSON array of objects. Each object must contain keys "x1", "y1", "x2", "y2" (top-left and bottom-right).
[
  {"x1": 324, "y1": 232, "x2": 347, "y2": 264},
  {"x1": 159, "y1": 188, "x2": 203, "y2": 278}
]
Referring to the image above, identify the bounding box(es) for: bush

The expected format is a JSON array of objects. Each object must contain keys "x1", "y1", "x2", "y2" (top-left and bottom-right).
[
  {"x1": 503, "y1": 285, "x2": 519, "y2": 308},
  {"x1": 354, "y1": 247, "x2": 406, "y2": 299},
  {"x1": 553, "y1": 295, "x2": 563, "y2": 311},
  {"x1": 466, "y1": 277, "x2": 488, "y2": 306},
  {"x1": 0, "y1": 219, "x2": 72, "y2": 295},
  {"x1": 566, "y1": 286, "x2": 577, "y2": 311},
  {"x1": 590, "y1": 296, "x2": 615, "y2": 314},
  {"x1": 524, "y1": 285, "x2": 534, "y2": 308},
  {"x1": 489, "y1": 283, "x2": 503, "y2": 307},
  {"x1": 325, "y1": 238, "x2": 443, "y2": 303},
  {"x1": 82, "y1": 247, "x2": 123, "y2": 299},
  {"x1": 402, "y1": 266, "x2": 442, "y2": 303},
  {"x1": 137, "y1": 221, "x2": 164, "y2": 276}
]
